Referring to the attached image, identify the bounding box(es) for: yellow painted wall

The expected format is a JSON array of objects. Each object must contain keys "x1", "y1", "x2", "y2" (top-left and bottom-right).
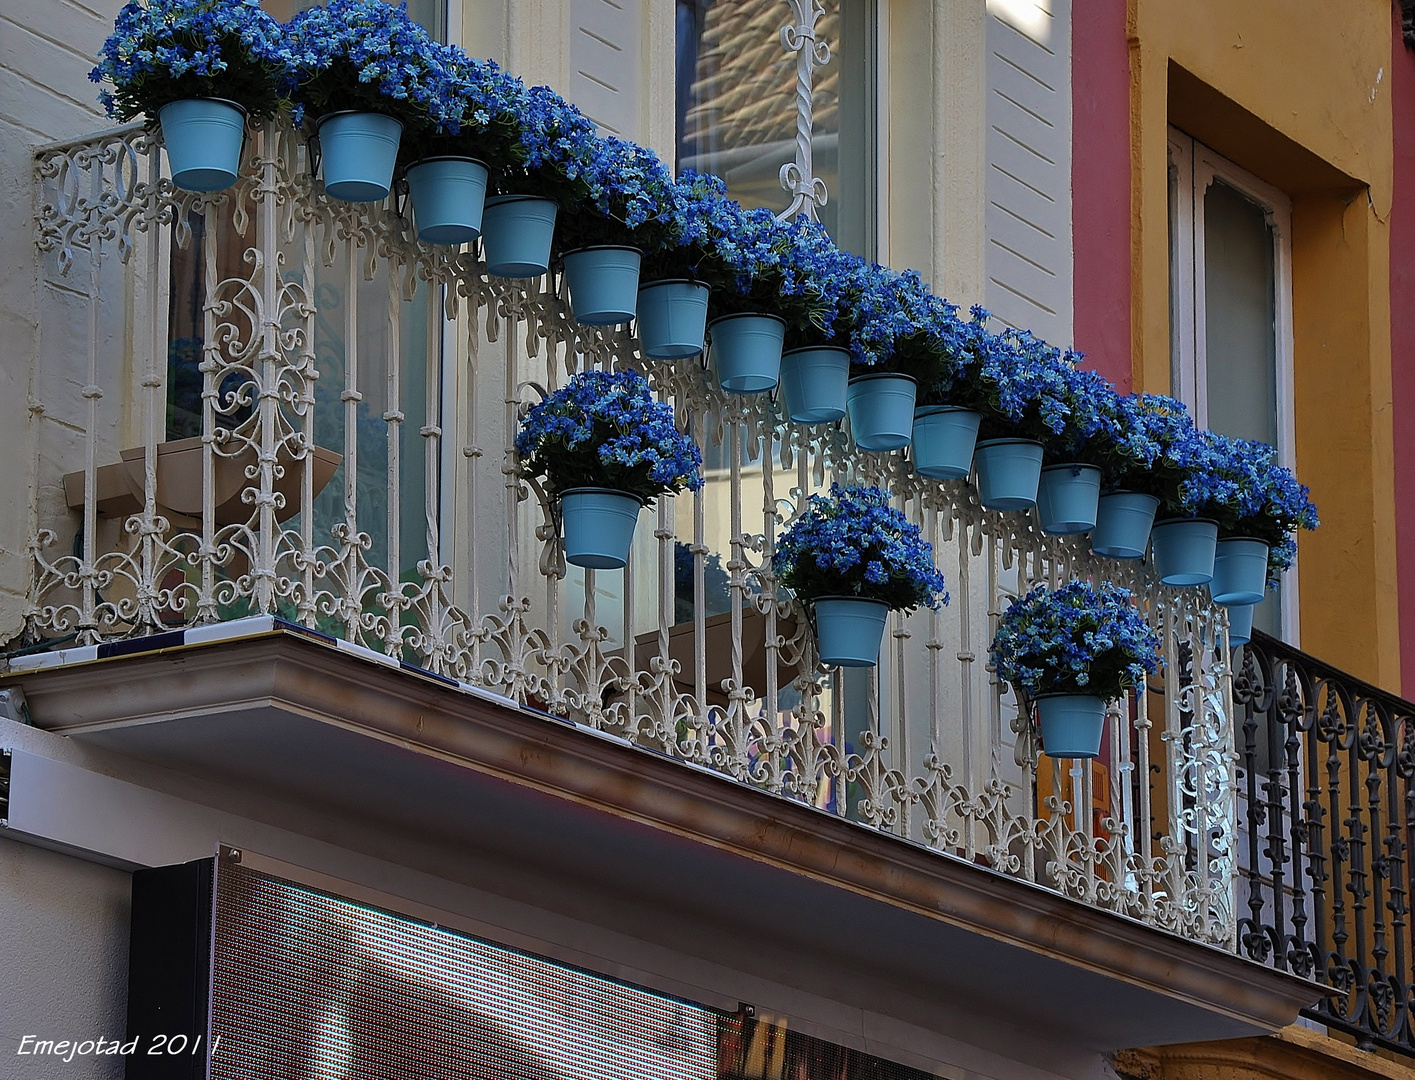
[{"x1": 1129, "y1": 0, "x2": 1400, "y2": 685}]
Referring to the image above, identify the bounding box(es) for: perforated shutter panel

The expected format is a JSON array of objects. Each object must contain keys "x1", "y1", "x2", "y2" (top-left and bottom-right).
[
  {"x1": 983, "y1": 0, "x2": 1073, "y2": 341},
  {"x1": 570, "y1": 0, "x2": 642, "y2": 136},
  {"x1": 208, "y1": 863, "x2": 718, "y2": 1080}
]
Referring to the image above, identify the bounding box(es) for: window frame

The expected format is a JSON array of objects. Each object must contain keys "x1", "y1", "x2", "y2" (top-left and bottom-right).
[{"x1": 1168, "y1": 127, "x2": 1300, "y2": 644}]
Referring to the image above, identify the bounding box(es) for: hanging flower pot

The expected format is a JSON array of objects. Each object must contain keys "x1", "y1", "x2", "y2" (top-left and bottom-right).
[
  {"x1": 846, "y1": 373, "x2": 917, "y2": 453},
  {"x1": 991, "y1": 582, "x2": 1158, "y2": 761},
  {"x1": 708, "y1": 313, "x2": 785, "y2": 393},
  {"x1": 1091, "y1": 491, "x2": 1160, "y2": 560},
  {"x1": 1034, "y1": 694, "x2": 1108, "y2": 759},
  {"x1": 563, "y1": 245, "x2": 643, "y2": 326},
  {"x1": 637, "y1": 280, "x2": 711, "y2": 360},
  {"x1": 1150, "y1": 518, "x2": 1219, "y2": 587},
  {"x1": 1036, "y1": 463, "x2": 1103, "y2": 535},
  {"x1": 316, "y1": 112, "x2": 403, "y2": 203},
  {"x1": 405, "y1": 156, "x2": 489, "y2": 246},
  {"x1": 481, "y1": 195, "x2": 559, "y2": 278},
  {"x1": 1227, "y1": 602, "x2": 1256, "y2": 646},
  {"x1": 559, "y1": 487, "x2": 643, "y2": 570},
  {"x1": 1209, "y1": 537, "x2": 1270, "y2": 606},
  {"x1": 158, "y1": 98, "x2": 246, "y2": 193},
  {"x1": 973, "y1": 438, "x2": 1045, "y2": 511},
  {"x1": 519, "y1": 370, "x2": 702, "y2": 575},
  {"x1": 813, "y1": 597, "x2": 891, "y2": 667},
  {"x1": 775, "y1": 485, "x2": 948, "y2": 670},
  {"x1": 911, "y1": 406, "x2": 981, "y2": 480},
  {"x1": 779, "y1": 347, "x2": 849, "y2": 424}
]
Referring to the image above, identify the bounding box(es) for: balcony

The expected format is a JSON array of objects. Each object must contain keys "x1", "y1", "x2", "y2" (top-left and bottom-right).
[
  {"x1": 1237, "y1": 631, "x2": 1415, "y2": 1055},
  {"x1": 11, "y1": 120, "x2": 1324, "y2": 1051}
]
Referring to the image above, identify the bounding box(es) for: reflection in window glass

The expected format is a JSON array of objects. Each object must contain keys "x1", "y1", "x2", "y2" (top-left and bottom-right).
[
  {"x1": 675, "y1": 0, "x2": 875, "y2": 257},
  {"x1": 261, "y1": 0, "x2": 445, "y2": 36}
]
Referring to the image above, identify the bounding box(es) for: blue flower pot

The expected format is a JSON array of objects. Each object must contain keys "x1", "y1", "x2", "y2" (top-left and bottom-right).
[
  {"x1": 847, "y1": 373, "x2": 917, "y2": 452},
  {"x1": 1210, "y1": 537, "x2": 1270, "y2": 606},
  {"x1": 1091, "y1": 491, "x2": 1160, "y2": 560},
  {"x1": 564, "y1": 245, "x2": 642, "y2": 326},
  {"x1": 316, "y1": 111, "x2": 403, "y2": 203},
  {"x1": 405, "y1": 156, "x2": 489, "y2": 245},
  {"x1": 709, "y1": 313, "x2": 785, "y2": 393},
  {"x1": 481, "y1": 195, "x2": 559, "y2": 278},
  {"x1": 779, "y1": 346, "x2": 849, "y2": 424},
  {"x1": 973, "y1": 438, "x2": 1045, "y2": 511},
  {"x1": 158, "y1": 98, "x2": 246, "y2": 193},
  {"x1": 1151, "y1": 518, "x2": 1219, "y2": 587},
  {"x1": 1035, "y1": 694, "x2": 1108, "y2": 759},
  {"x1": 1226, "y1": 603, "x2": 1256, "y2": 646},
  {"x1": 1037, "y1": 463, "x2": 1103, "y2": 535},
  {"x1": 813, "y1": 596, "x2": 890, "y2": 668},
  {"x1": 637, "y1": 279, "x2": 710, "y2": 360},
  {"x1": 560, "y1": 487, "x2": 642, "y2": 570},
  {"x1": 912, "y1": 406, "x2": 981, "y2": 479}
]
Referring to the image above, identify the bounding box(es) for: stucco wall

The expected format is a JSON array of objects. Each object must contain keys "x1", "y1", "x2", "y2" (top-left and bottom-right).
[
  {"x1": 1129, "y1": 0, "x2": 1400, "y2": 686},
  {"x1": 0, "y1": 0, "x2": 124, "y2": 646},
  {"x1": 0, "y1": 838, "x2": 132, "y2": 1079}
]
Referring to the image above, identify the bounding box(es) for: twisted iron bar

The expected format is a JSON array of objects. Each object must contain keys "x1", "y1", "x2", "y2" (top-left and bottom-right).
[
  {"x1": 1236, "y1": 631, "x2": 1415, "y2": 1054},
  {"x1": 777, "y1": 0, "x2": 830, "y2": 221}
]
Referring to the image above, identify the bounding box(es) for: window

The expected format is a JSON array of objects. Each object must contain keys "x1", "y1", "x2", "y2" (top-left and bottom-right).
[
  {"x1": 675, "y1": 0, "x2": 878, "y2": 257},
  {"x1": 1168, "y1": 130, "x2": 1298, "y2": 642},
  {"x1": 261, "y1": 0, "x2": 445, "y2": 30}
]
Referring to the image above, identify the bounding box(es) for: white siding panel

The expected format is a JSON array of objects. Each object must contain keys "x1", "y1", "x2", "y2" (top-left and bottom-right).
[
  {"x1": 569, "y1": 0, "x2": 641, "y2": 137},
  {"x1": 984, "y1": 0, "x2": 1072, "y2": 340}
]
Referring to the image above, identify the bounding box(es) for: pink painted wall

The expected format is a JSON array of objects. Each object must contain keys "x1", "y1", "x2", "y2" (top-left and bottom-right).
[
  {"x1": 1390, "y1": 7, "x2": 1415, "y2": 697},
  {"x1": 1071, "y1": 0, "x2": 1133, "y2": 392}
]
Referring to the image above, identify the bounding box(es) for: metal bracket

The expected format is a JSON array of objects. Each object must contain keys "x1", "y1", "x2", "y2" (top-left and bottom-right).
[{"x1": 776, "y1": 0, "x2": 831, "y2": 222}]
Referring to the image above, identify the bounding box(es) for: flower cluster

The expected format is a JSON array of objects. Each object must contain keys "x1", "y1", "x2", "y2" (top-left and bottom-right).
[
  {"x1": 554, "y1": 135, "x2": 679, "y2": 252},
  {"x1": 968, "y1": 320, "x2": 1081, "y2": 444},
  {"x1": 282, "y1": 0, "x2": 444, "y2": 129},
  {"x1": 398, "y1": 44, "x2": 522, "y2": 169},
  {"x1": 516, "y1": 369, "x2": 703, "y2": 504},
  {"x1": 990, "y1": 582, "x2": 1161, "y2": 702},
  {"x1": 1166, "y1": 432, "x2": 1317, "y2": 585},
  {"x1": 1092, "y1": 393, "x2": 1196, "y2": 497},
  {"x1": 92, "y1": 0, "x2": 288, "y2": 121},
  {"x1": 773, "y1": 485, "x2": 948, "y2": 612},
  {"x1": 90, "y1": 2, "x2": 1320, "y2": 573}
]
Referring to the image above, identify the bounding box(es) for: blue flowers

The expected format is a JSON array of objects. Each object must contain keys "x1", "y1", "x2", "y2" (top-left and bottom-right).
[
  {"x1": 92, "y1": 0, "x2": 289, "y2": 121},
  {"x1": 88, "y1": 2, "x2": 1320, "y2": 576},
  {"x1": 774, "y1": 484, "x2": 948, "y2": 612},
  {"x1": 516, "y1": 369, "x2": 703, "y2": 503},
  {"x1": 283, "y1": 0, "x2": 444, "y2": 129},
  {"x1": 1164, "y1": 430, "x2": 1317, "y2": 585},
  {"x1": 990, "y1": 582, "x2": 1160, "y2": 701}
]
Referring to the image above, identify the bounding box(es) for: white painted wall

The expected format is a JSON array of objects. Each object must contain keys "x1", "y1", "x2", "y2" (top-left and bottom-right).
[
  {"x1": 0, "y1": 837, "x2": 131, "y2": 1079},
  {"x1": 983, "y1": 0, "x2": 1073, "y2": 341},
  {"x1": 0, "y1": 0, "x2": 126, "y2": 645}
]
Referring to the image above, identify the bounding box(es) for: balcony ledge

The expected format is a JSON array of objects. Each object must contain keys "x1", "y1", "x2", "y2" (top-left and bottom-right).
[{"x1": 2, "y1": 625, "x2": 1323, "y2": 1052}]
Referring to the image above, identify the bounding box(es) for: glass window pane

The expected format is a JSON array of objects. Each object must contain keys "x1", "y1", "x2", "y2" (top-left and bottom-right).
[
  {"x1": 676, "y1": 0, "x2": 875, "y2": 256},
  {"x1": 261, "y1": 0, "x2": 446, "y2": 40},
  {"x1": 1202, "y1": 178, "x2": 1282, "y2": 636},
  {"x1": 1203, "y1": 179, "x2": 1278, "y2": 449}
]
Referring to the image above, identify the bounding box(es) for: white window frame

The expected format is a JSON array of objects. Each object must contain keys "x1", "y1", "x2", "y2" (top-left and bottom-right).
[{"x1": 1169, "y1": 127, "x2": 1300, "y2": 645}]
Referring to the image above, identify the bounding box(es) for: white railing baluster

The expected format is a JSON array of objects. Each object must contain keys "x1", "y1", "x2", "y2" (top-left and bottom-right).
[{"x1": 27, "y1": 121, "x2": 1240, "y2": 948}]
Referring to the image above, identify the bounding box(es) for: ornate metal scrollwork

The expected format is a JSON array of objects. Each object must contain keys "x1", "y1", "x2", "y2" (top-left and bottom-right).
[
  {"x1": 31, "y1": 119, "x2": 1238, "y2": 949},
  {"x1": 1238, "y1": 632, "x2": 1415, "y2": 1053},
  {"x1": 777, "y1": 0, "x2": 831, "y2": 221}
]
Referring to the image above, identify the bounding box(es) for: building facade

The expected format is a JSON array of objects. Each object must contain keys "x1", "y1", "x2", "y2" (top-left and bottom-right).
[{"x1": 1, "y1": 1, "x2": 1413, "y2": 1079}]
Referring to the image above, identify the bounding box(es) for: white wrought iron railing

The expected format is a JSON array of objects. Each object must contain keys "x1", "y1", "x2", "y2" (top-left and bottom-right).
[{"x1": 29, "y1": 121, "x2": 1238, "y2": 946}]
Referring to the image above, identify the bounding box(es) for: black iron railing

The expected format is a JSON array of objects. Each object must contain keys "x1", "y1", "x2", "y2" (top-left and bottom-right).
[{"x1": 1236, "y1": 630, "x2": 1415, "y2": 1053}]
